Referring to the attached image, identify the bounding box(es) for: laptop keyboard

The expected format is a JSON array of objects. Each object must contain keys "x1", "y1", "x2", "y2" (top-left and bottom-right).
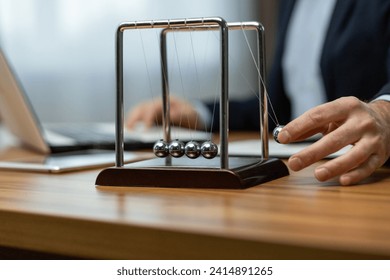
[
  {"x1": 45, "y1": 122, "x2": 209, "y2": 152},
  {"x1": 52, "y1": 125, "x2": 115, "y2": 144}
]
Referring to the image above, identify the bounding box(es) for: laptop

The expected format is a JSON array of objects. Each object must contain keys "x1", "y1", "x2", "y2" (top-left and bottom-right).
[{"x1": 0, "y1": 48, "x2": 208, "y2": 155}]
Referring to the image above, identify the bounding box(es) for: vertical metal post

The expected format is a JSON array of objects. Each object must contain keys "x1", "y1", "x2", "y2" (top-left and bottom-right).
[
  {"x1": 219, "y1": 19, "x2": 229, "y2": 169},
  {"x1": 115, "y1": 27, "x2": 125, "y2": 167},
  {"x1": 257, "y1": 24, "x2": 268, "y2": 159},
  {"x1": 160, "y1": 30, "x2": 171, "y2": 144}
]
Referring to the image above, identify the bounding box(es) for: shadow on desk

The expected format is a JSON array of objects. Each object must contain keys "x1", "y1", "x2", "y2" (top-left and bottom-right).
[
  {"x1": 318, "y1": 168, "x2": 390, "y2": 187},
  {"x1": 0, "y1": 245, "x2": 79, "y2": 260}
]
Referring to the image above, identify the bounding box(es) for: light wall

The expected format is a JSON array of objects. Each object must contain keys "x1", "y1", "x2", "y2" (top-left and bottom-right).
[{"x1": 0, "y1": 0, "x2": 269, "y2": 123}]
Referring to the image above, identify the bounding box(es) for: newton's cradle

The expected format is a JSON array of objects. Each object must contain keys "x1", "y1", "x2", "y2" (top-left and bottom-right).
[{"x1": 96, "y1": 17, "x2": 289, "y2": 189}]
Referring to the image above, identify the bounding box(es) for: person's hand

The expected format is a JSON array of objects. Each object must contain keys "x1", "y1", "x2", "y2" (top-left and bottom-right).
[
  {"x1": 126, "y1": 96, "x2": 205, "y2": 130},
  {"x1": 277, "y1": 96, "x2": 390, "y2": 185}
]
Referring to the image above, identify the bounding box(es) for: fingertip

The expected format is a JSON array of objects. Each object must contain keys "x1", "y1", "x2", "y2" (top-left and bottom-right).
[
  {"x1": 277, "y1": 129, "x2": 291, "y2": 144},
  {"x1": 339, "y1": 176, "x2": 352, "y2": 186},
  {"x1": 288, "y1": 157, "x2": 303, "y2": 171},
  {"x1": 314, "y1": 167, "x2": 330, "y2": 182},
  {"x1": 339, "y1": 175, "x2": 353, "y2": 186}
]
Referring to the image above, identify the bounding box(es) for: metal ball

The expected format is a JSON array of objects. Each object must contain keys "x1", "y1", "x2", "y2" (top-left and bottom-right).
[
  {"x1": 273, "y1": 125, "x2": 284, "y2": 143},
  {"x1": 169, "y1": 139, "x2": 185, "y2": 158},
  {"x1": 184, "y1": 141, "x2": 201, "y2": 159},
  {"x1": 153, "y1": 139, "x2": 169, "y2": 158},
  {"x1": 201, "y1": 141, "x2": 218, "y2": 159}
]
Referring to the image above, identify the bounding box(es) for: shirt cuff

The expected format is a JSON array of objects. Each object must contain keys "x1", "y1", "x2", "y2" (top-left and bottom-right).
[{"x1": 372, "y1": 94, "x2": 390, "y2": 102}]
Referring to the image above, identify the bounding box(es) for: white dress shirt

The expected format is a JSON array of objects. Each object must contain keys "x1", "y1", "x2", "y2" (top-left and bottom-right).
[{"x1": 282, "y1": 0, "x2": 337, "y2": 119}]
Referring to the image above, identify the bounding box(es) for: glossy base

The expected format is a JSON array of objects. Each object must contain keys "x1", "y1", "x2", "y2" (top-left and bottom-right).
[{"x1": 96, "y1": 156, "x2": 289, "y2": 189}]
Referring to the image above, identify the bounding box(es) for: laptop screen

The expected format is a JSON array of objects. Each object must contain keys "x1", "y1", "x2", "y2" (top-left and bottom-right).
[{"x1": 0, "y1": 49, "x2": 50, "y2": 153}]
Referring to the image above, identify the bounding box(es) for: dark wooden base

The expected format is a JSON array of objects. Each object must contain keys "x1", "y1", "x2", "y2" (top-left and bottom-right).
[{"x1": 95, "y1": 156, "x2": 289, "y2": 189}]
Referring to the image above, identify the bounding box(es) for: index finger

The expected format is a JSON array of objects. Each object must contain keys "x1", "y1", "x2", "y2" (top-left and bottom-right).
[{"x1": 277, "y1": 98, "x2": 350, "y2": 143}]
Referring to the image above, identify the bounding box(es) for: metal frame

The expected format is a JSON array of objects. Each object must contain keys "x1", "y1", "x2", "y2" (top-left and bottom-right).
[
  {"x1": 159, "y1": 21, "x2": 269, "y2": 163},
  {"x1": 115, "y1": 17, "x2": 229, "y2": 168},
  {"x1": 95, "y1": 16, "x2": 289, "y2": 189},
  {"x1": 115, "y1": 17, "x2": 268, "y2": 169}
]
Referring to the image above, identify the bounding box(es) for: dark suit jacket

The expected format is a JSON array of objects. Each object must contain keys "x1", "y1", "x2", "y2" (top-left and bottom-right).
[{"x1": 207, "y1": 0, "x2": 390, "y2": 131}]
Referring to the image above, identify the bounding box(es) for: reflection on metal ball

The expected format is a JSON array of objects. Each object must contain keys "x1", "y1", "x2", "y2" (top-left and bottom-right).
[
  {"x1": 184, "y1": 141, "x2": 201, "y2": 159},
  {"x1": 201, "y1": 141, "x2": 218, "y2": 159},
  {"x1": 169, "y1": 139, "x2": 185, "y2": 158},
  {"x1": 273, "y1": 125, "x2": 284, "y2": 143},
  {"x1": 153, "y1": 139, "x2": 169, "y2": 158}
]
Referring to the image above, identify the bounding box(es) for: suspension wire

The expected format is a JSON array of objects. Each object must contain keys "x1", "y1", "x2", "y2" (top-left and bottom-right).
[
  {"x1": 140, "y1": 22, "x2": 281, "y2": 146},
  {"x1": 188, "y1": 28, "x2": 201, "y2": 137},
  {"x1": 202, "y1": 28, "x2": 220, "y2": 141},
  {"x1": 210, "y1": 73, "x2": 220, "y2": 139},
  {"x1": 209, "y1": 28, "x2": 280, "y2": 128},
  {"x1": 200, "y1": 27, "x2": 217, "y2": 141},
  {"x1": 154, "y1": 26, "x2": 175, "y2": 142},
  {"x1": 240, "y1": 26, "x2": 280, "y2": 127},
  {"x1": 138, "y1": 29, "x2": 163, "y2": 138},
  {"x1": 171, "y1": 29, "x2": 188, "y2": 136}
]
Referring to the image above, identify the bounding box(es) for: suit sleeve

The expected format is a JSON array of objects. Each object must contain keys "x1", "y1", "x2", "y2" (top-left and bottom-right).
[{"x1": 205, "y1": 97, "x2": 261, "y2": 132}]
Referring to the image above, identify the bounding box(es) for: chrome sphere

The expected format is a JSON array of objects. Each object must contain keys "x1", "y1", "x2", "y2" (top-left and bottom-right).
[
  {"x1": 273, "y1": 125, "x2": 284, "y2": 143},
  {"x1": 153, "y1": 139, "x2": 169, "y2": 158},
  {"x1": 201, "y1": 141, "x2": 218, "y2": 159},
  {"x1": 184, "y1": 141, "x2": 201, "y2": 159},
  {"x1": 169, "y1": 139, "x2": 185, "y2": 158}
]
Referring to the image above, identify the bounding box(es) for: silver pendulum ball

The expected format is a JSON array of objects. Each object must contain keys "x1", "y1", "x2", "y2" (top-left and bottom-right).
[
  {"x1": 273, "y1": 125, "x2": 284, "y2": 144},
  {"x1": 184, "y1": 141, "x2": 201, "y2": 159},
  {"x1": 153, "y1": 139, "x2": 169, "y2": 158},
  {"x1": 201, "y1": 141, "x2": 218, "y2": 159},
  {"x1": 169, "y1": 139, "x2": 185, "y2": 158}
]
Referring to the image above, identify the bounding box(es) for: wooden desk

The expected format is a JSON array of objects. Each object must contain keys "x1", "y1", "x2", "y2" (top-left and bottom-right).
[{"x1": 0, "y1": 134, "x2": 390, "y2": 259}]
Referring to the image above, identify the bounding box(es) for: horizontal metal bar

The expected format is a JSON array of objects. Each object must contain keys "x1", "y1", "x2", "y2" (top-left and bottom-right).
[{"x1": 117, "y1": 17, "x2": 227, "y2": 31}]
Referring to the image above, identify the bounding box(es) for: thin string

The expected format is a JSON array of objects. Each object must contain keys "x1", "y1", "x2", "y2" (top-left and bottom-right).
[
  {"x1": 191, "y1": 26, "x2": 220, "y2": 141},
  {"x1": 188, "y1": 27, "x2": 217, "y2": 141},
  {"x1": 171, "y1": 26, "x2": 215, "y2": 141},
  {"x1": 138, "y1": 29, "x2": 155, "y2": 102},
  {"x1": 188, "y1": 28, "x2": 201, "y2": 135},
  {"x1": 209, "y1": 29, "x2": 280, "y2": 127},
  {"x1": 206, "y1": 29, "x2": 220, "y2": 141},
  {"x1": 171, "y1": 29, "x2": 187, "y2": 137},
  {"x1": 209, "y1": 66, "x2": 220, "y2": 140},
  {"x1": 202, "y1": 29, "x2": 222, "y2": 140},
  {"x1": 154, "y1": 27, "x2": 173, "y2": 141},
  {"x1": 139, "y1": 23, "x2": 279, "y2": 145},
  {"x1": 138, "y1": 29, "x2": 163, "y2": 138},
  {"x1": 240, "y1": 26, "x2": 280, "y2": 127}
]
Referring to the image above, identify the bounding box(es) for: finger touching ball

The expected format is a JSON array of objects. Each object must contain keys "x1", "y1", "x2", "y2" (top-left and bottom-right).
[{"x1": 273, "y1": 125, "x2": 284, "y2": 144}]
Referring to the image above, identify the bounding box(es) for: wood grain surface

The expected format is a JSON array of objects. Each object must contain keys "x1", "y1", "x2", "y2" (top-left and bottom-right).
[{"x1": 0, "y1": 133, "x2": 389, "y2": 259}]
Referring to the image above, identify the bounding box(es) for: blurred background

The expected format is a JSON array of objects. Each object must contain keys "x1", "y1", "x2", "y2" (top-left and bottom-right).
[{"x1": 0, "y1": 0, "x2": 278, "y2": 124}]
